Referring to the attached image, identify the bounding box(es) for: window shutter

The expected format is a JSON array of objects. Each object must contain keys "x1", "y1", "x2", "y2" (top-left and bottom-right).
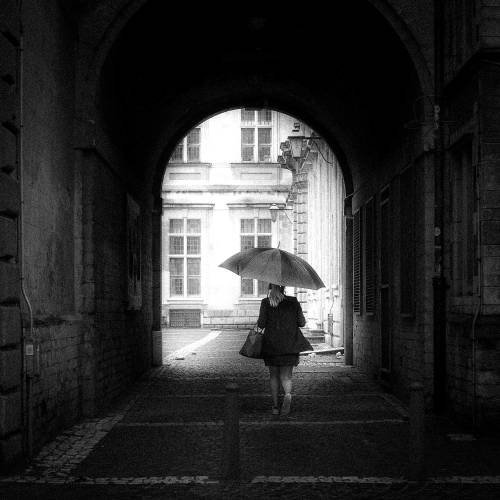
[
  {"x1": 380, "y1": 188, "x2": 390, "y2": 286},
  {"x1": 353, "y1": 209, "x2": 362, "y2": 313},
  {"x1": 364, "y1": 198, "x2": 376, "y2": 313}
]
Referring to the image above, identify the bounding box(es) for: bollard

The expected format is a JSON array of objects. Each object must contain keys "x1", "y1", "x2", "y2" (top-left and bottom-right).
[
  {"x1": 409, "y1": 382, "x2": 425, "y2": 481},
  {"x1": 222, "y1": 383, "x2": 240, "y2": 480}
]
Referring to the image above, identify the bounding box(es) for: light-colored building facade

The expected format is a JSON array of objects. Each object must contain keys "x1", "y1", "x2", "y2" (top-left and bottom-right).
[
  {"x1": 161, "y1": 109, "x2": 346, "y2": 342},
  {"x1": 279, "y1": 128, "x2": 346, "y2": 346},
  {"x1": 161, "y1": 109, "x2": 295, "y2": 328}
]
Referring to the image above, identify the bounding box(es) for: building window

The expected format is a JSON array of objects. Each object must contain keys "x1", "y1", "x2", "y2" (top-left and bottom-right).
[
  {"x1": 241, "y1": 108, "x2": 256, "y2": 122},
  {"x1": 240, "y1": 218, "x2": 271, "y2": 296},
  {"x1": 168, "y1": 218, "x2": 201, "y2": 296},
  {"x1": 187, "y1": 128, "x2": 200, "y2": 162},
  {"x1": 240, "y1": 109, "x2": 272, "y2": 162},
  {"x1": 241, "y1": 128, "x2": 255, "y2": 162},
  {"x1": 170, "y1": 142, "x2": 183, "y2": 162},
  {"x1": 169, "y1": 128, "x2": 201, "y2": 163},
  {"x1": 400, "y1": 166, "x2": 415, "y2": 315},
  {"x1": 380, "y1": 187, "x2": 390, "y2": 287},
  {"x1": 258, "y1": 109, "x2": 272, "y2": 124},
  {"x1": 258, "y1": 128, "x2": 272, "y2": 162},
  {"x1": 451, "y1": 139, "x2": 475, "y2": 296}
]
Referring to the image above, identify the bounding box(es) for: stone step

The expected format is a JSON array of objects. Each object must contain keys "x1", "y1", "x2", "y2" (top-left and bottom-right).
[{"x1": 302, "y1": 329, "x2": 325, "y2": 344}]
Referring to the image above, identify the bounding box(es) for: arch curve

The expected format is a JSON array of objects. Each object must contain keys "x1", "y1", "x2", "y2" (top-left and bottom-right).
[{"x1": 77, "y1": 0, "x2": 434, "y2": 200}]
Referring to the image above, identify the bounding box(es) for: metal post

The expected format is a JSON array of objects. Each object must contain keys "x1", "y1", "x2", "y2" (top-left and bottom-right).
[
  {"x1": 222, "y1": 383, "x2": 240, "y2": 480},
  {"x1": 409, "y1": 382, "x2": 425, "y2": 481}
]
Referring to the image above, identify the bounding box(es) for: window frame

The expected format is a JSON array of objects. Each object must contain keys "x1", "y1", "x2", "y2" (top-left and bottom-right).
[
  {"x1": 169, "y1": 127, "x2": 201, "y2": 163},
  {"x1": 168, "y1": 218, "x2": 202, "y2": 297},
  {"x1": 240, "y1": 217, "x2": 272, "y2": 297},
  {"x1": 240, "y1": 108, "x2": 273, "y2": 163},
  {"x1": 450, "y1": 137, "x2": 476, "y2": 298},
  {"x1": 187, "y1": 128, "x2": 201, "y2": 162}
]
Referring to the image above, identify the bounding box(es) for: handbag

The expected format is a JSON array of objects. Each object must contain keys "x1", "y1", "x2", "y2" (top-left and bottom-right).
[{"x1": 239, "y1": 325, "x2": 264, "y2": 358}]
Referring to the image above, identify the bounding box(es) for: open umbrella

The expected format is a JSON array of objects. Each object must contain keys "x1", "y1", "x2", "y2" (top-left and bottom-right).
[{"x1": 219, "y1": 247, "x2": 325, "y2": 290}]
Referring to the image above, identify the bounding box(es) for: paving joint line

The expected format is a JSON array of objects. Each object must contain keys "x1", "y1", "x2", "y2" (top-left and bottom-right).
[
  {"x1": 2, "y1": 475, "x2": 500, "y2": 486},
  {"x1": 116, "y1": 418, "x2": 407, "y2": 426},
  {"x1": 15, "y1": 374, "x2": 161, "y2": 481}
]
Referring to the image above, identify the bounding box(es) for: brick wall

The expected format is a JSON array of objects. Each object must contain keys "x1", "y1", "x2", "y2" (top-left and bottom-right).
[
  {"x1": 30, "y1": 320, "x2": 83, "y2": 443},
  {"x1": 89, "y1": 154, "x2": 152, "y2": 409}
]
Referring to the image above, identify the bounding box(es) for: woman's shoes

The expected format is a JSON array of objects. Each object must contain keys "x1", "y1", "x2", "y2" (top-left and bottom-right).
[
  {"x1": 272, "y1": 406, "x2": 280, "y2": 416},
  {"x1": 281, "y1": 394, "x2": 292, "y2": 416}
]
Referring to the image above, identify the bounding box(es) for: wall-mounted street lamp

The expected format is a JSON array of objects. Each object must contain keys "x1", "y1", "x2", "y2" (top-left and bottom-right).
[
  {"x1": 279, "y1": 134, "x2": 320, "y2": 171},
  {"x1": 288, "y1": 135, "x2": 308, "y2": 159},
  {"x1": 269, "y1": 203, "x2": 293, "y2": 224},
  {"x1": 269, "y1": 203, "x2": 279, "y2": 223}
]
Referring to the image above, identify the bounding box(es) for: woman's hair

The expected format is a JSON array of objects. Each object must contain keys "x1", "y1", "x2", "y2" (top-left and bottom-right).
[{"x1": 268, "y1": 283, "x2": 285, "y2": 307}]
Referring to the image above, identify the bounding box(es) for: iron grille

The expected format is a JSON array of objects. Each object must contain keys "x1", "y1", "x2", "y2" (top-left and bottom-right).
[{"x1": 169, "y1": 309, "x2": 201, "y2": 328}]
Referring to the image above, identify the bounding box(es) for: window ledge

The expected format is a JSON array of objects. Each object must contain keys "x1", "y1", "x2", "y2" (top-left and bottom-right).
[{"x1": 167, "y1": 298, "x2": 205, "y2": 304}]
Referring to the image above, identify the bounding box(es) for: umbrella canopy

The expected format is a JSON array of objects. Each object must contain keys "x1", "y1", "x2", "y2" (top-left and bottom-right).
[{"x1": 219, "y1": 247, "x2": 325, "y2": 290}]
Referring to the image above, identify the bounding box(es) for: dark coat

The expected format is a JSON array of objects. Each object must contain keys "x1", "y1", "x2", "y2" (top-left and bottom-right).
[{"x1": 257, "y1": 295, "x2": 311, "y2": 356}]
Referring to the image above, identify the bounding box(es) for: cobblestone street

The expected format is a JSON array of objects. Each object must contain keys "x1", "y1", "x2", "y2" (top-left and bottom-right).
[{"x1": 1, "y1": 329, "x2": 500, "y2": 499}]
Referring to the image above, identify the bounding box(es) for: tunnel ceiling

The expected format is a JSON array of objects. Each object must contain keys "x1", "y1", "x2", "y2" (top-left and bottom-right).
[{"x1": 99, "y1": 0, "x2": 422, "y2": 184}]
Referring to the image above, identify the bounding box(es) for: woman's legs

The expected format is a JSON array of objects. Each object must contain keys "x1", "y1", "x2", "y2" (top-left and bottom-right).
[
  {"x1": 268, "y1": 366, "x2": 280, "y2": 408},
  {"x1": 279, "y1": 365, "x2": 293, "y2": 395},
  {"x1": 279, "y1": 365, "x2": 294, "y2": 415}
]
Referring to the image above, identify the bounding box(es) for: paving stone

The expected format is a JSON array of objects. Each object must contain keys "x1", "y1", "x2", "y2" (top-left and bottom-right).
[{"x1": 2, "y1": 328, "x2": 500, "y2": 498}]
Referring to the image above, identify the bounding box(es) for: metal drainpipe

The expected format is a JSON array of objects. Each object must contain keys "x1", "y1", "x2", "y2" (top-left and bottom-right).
[
  {"x1": 17, "y1": 5, "x2": 35, "y2": 459},
  {"x1": 471, "y1": 100, "x2": 483, "y2": 429}
]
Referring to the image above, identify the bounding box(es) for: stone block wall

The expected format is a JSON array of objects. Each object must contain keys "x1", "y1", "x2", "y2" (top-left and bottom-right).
[
  {"x1": 479, "y1": 63, "x2": 500, "y2": 315},
  {"x1": 0, "y1": 0, "x2": 155, "y2": 463},
  {"x1": 352, "y1": 144, "x2": 435, "y2": 406},
  {"x1": 16, "y1": 0, "x2": 85, "y2": 456},
  {"x1": 202, "y1": 305, "x2": 260, "y2": 330},
  {"x1": 0, "y1": 0, "x2": 23, "y2": 466},
  {"x1": 440, "y1": 58, "x2": 500, "y2": 424},
  {"x1": 474, "y1": 62, "x2": 500, "y2": 424}
]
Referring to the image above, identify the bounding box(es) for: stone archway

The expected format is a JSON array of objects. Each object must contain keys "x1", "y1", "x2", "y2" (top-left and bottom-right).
[{"x1": 74, "y1": 0, "x2": 436, "y2": 411}]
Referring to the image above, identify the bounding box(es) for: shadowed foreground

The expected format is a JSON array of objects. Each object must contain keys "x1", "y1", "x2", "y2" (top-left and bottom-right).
[{"x1": 1, "y1": 329, "x2": 500, "y2": 499}]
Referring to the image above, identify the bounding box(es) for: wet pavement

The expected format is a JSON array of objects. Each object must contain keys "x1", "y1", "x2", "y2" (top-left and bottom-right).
[{"x1": 1, "y1": 328, "x2": 500, "y2": 499}]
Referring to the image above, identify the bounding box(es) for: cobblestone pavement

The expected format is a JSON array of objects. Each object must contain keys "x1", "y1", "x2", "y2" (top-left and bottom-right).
[{"x1": 1, "y1": 328, "x2": 500, "y2": 499}]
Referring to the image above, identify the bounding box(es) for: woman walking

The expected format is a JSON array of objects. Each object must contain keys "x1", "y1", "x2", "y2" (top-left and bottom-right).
[{"x1": 257, "y1": 284, "x2": 311, "y2": 416}]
